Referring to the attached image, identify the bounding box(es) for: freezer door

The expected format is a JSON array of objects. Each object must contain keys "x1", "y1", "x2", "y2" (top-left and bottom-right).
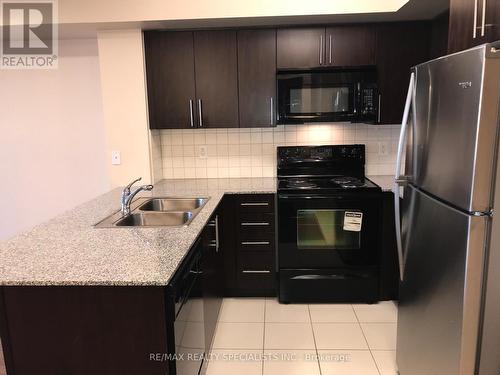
[
  {"x1": 410, "y1": 45, "x2": 500, "y2": 213},
  {"x1": 397, "y1": 185, "x2": 488, "y2": 375}
]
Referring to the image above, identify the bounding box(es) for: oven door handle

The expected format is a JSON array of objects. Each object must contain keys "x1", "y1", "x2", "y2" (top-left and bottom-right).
[{"x1": 278, "y1": 194, "x2": 346, "y2": 200}]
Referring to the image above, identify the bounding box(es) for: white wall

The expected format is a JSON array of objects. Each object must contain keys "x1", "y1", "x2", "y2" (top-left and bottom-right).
[
  {"x1": 0, "y1": 38, "x2": 110, "y2": 241},
  {"x1": 97, "y1": 29, "x2": 153, "y2": 188}
]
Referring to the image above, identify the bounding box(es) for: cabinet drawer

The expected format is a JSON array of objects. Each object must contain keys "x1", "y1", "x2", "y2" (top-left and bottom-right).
[
  {"x1": 238, "y1": 212, "x2": 274, "y2": 226},
  {"x1": 238, "y1": 251, "x2": 275, "y2": 272},
  {"x1": 239, "y1": 239, "x2": 275, "y2": 252},
  {"x1": 237, "y1": 194, "x2": 275, "y2": 213},
  {"x1": 237, "y1": 251, "x2": 276, "y2": 291},
  {"x1": 238, "y1": 212, "x2": 275, "y2": 241}
]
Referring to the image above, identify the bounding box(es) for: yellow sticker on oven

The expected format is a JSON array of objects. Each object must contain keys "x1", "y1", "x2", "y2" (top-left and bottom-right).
[{"x1": 343, "y1": 212, "x2": 363, "y2": 232}]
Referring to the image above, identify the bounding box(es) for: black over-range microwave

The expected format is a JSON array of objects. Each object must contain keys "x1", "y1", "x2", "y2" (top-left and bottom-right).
[{"x1": 276, "y1": 67, "x2": 379, "y2": 124}]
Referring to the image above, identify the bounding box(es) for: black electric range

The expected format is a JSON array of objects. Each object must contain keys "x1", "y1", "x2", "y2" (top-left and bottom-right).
[{"x1": 277, "y1": 145, "x2": 383, "y2": 303}]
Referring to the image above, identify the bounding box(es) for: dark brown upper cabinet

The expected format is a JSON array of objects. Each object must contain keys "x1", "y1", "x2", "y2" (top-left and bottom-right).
[
  {"x1": 376, "y1": 22, "x2": 431, "y2": 124},
  {"x1": 325, "y1": 25, "x2": 376, "y2": 66},
  {"x1": 448, "y1": 0, "x2": 500, "y2": 53},
  {"x1": 277, "y1": 27, "x2": 326, "y2": 69},
  {"x1": 277, "y1": 26, "x2": 376, "y2": 69},
  {"x1": 237, "y1": 29, "x2": 277, "y2": 128},
  {"x1": 194, "y1": 30, "x2": 239, "y2": 128},
  {"x1": 144, "y1": 31, "x2": 197, "y2": 129}
]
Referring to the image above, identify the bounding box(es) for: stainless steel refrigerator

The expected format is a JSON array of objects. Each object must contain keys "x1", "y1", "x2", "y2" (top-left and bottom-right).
[{"x1": 394, "y1": 42, "x2": 500, "y2": 375}]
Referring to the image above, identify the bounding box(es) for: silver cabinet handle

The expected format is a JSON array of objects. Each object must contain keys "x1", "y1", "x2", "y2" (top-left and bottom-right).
[
  {"x1": 214, "y1": 215, "x2": 219, "y2": 253},
  {"x1": 189, "y1": 99, "x2": 194, "y2": 128},
  {"x1": 474, "y1": 0, "x2": 478, "y2": 38},
  {"x1": 481, "y1": 0, "x2": 487, "y2": 37},
  {"x1": 198, "y1": 99, "x2": 203, "y2": 127},
  {"x1": 270, "y1": 97, "x2": 273, "y2": 126},
  {"x1": 329, "y1": 34, "x2": 332, "y2": 64},
  {"x1": 394, "y1": 72, "x2": 416, "y2": 282},
  {"x1": 378, "y1": 94, "x2": 381, "y2": 123},
  {"x1": 242, "y1": 270, "x2": 271, "y2": 274},
  {"x1": 241, "y1": 222, "x2": 269, "y2": 226},
  {"x1": 241, "y1": 202, "x2": 269, "y2": 206},
  {"x1": 241, "y1": 241, "x2": 271, "y2": 245},
  {"x1": 319, "y1": 34, "x2": 323, "y2": 65}
]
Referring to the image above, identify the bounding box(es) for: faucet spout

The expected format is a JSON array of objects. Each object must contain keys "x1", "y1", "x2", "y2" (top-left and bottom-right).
[{"x1": 120, "y1": 178, "x2": 153, "y2": 216}]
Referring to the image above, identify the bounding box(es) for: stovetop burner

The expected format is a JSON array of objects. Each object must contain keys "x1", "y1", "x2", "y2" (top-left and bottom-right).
[
  {"x1": 331, "y1": 176, "x2": 366, "y2": 188},
  {"x1": 276, "y1": 145, "x2": 381, "y2": 193},
  {"x1": 286, "y1": 178, "x2": 318, "y2": 189},
  {"x1": 278, "y1": 176, "x2": 379, "y2": 192}
]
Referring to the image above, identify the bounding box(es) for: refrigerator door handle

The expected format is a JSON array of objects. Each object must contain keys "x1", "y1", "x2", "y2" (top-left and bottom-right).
[{"x1": 394, "y1": 72, "x2": 416, "y2": 281}]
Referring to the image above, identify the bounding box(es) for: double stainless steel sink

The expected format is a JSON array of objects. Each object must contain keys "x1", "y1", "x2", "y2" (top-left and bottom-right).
[{"x1": 95, "y1": 197, "x2": 209, "y2": 228}]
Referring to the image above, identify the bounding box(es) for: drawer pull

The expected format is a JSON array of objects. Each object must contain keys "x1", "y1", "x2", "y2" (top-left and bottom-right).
[
  {"x1": 242, "y1": 270, "x2": 271, "y2": 274},
  {"x1": 241, "y1": 222, "x2": 270, "y2": 226},
  {"x1": 241, "y1": 202, "x2": 269, "y2": 206},
  {"x1": 241, "y1": 241, "x2": 271, "y2": 245}
]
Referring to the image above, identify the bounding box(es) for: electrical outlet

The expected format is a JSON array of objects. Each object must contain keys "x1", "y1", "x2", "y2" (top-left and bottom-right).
[
  {"x1": 198, "y1": 145, "x2": 207, "y2": 159},
  {"x1": 111, "y1": 151, "x2": 121, "y2": 165},
  {"x1": 378, "y1": 142, "x2": 389, "y2": 156}
]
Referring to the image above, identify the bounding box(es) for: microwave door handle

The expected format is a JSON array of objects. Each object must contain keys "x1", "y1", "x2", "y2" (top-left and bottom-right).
[{"x1": 394, "y1": 71, "x2": 415, "y2": 281}]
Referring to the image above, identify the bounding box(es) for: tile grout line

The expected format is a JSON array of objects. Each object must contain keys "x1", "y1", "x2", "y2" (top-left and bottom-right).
[
  {"x1": 308, "y1": 304, "x2": 323, "y2": 375},
  {"x1": 352, "y1": 304, "x2": 382, "y2": 375}
]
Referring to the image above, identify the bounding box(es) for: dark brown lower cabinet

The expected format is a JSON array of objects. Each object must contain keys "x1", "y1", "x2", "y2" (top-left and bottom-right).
[
  {"x1": 379, "y1": 191, "x2": 400, "y2": 301},
  {"x1": 0, "y1": 286, "x2": 169, "y2": 375},
  {"x1": 222, "y1": 194, "x2": 277, "y2": 297},
  {"x1": 0, "y1": 211, "x2": 227, "y2": 375},
  {"x1": 202, "y1": 208, "x2": 225, "y2": 357}
]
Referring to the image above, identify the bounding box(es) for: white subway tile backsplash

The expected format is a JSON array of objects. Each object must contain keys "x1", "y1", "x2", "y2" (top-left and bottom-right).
[
  {"x1": 194, "y1": 132, "x2": 206, "y2": 145},
  {"x1": 206, "y1": 133, "x2": 217, "y2": 145},
  {"x1": 172, "y1": 145, "x2": 183, "y2": 157},
  {"x1": 239, "y1": 144, "x2": 251, "y2": 156},
  {"x1": 239, "y1": 132, "x2": 251, "y2": 143},
  {"x1": 183, "y1": 145, "x2": 195, "y2": 156},
  {"x1": 158, "y1": 123, "x2": 400, "y2": 179},
  {"x1": 251, "y1": 131, "x2": 262, "y2": 144}
]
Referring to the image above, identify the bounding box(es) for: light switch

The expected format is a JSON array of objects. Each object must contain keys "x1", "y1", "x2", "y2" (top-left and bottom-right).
[{"x1": 111, "y1": 151, "x2": 121, "y2": 165}]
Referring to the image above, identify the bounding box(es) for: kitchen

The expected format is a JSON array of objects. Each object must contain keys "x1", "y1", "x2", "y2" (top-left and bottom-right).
[{"x1": 0, "y1": 0, "x2": 499, "y2": 374}]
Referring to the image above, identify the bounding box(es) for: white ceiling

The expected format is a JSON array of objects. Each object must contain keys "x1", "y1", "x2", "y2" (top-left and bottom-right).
[{"x1": 52, "y1": 0, "x2": 449, "y2": 39}]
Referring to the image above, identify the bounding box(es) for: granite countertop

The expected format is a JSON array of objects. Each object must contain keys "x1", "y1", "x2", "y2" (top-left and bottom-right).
[
  {"x1": 0, "y1": 175, "x2": 392, "y2": 287},
  {"x1": 0, "y1": 178, "x2": 276, "y2": 286}
]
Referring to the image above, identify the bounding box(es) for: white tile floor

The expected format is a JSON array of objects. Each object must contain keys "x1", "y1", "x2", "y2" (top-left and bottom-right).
[{"x1": 206, "y1": 298, "x2": 398, "y2": 375}]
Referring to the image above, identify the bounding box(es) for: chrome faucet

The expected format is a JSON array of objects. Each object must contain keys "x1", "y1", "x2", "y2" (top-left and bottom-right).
[{"x1": 121, "y1": 177, "x2": 153, "y2": 216}]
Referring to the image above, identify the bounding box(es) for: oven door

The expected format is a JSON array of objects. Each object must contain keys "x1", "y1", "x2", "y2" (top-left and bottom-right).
[
  {"x1": 278, "y1": 193, "x2": 381, "y2": 269},
  {"x1": 277, "y1": 72, "x2": 356, "y2": 123}
]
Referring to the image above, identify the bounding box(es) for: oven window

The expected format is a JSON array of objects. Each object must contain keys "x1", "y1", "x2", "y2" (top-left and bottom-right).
[
  {"x1": 289, "y1": 87, "x2": 350, "y2": 114},
  {"x1": 297, "y1": 209, "x2": 361, "y2": 250}
]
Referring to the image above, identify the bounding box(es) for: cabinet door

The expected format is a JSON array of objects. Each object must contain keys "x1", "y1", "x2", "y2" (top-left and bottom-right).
[
  {"x1": 202, "y1": 211, "x2": 224, "y2": 354},
  {"x1": 448, "y1": 0, "x2": 476, "y2": 53},
  {"x1": 277, "y1": 27, "x2": 326, "y2": 69},
  {"x1": 376, "y1": 23, "x2": 430, "y2": 124},
  {"x1": 194, "y1": 30, "x2": 239, "y2": 128},
  {"x1": 483, "y1": 0, "x2": 500, "y2": 43},
  {"x1": 144, "y1": 31, "x2": 196, "y2": 129},
  {"x1": 238, "y1": 29, "x2": 277, "y2": 128},
  {"x1": 325, "y1": 25, "x2": 376, "y2": 66}
]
